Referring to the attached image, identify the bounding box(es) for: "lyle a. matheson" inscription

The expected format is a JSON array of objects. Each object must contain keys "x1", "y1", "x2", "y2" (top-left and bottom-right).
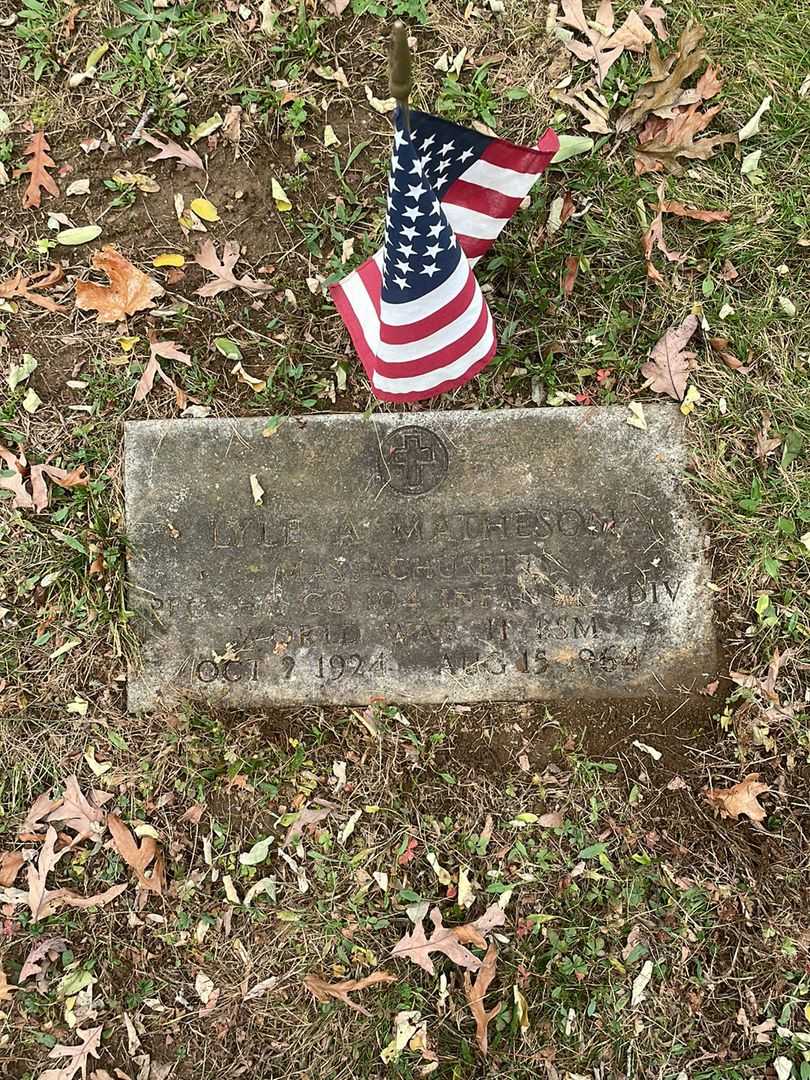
[{"x1": 124, "y1": 406, "x2": 716, "y2": 710}]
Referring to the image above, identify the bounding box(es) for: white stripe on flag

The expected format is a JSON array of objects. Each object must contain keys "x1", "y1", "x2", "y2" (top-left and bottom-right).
[
  {"x1": 377, "y1": 289, "x2": 486, "y2": 364},
  {"x1": 339, "y1": 270, "x2": 380, "y2": 355},
  {"x1": 442, "y1": 203, "x2": 508, "y2": 241},
  {"x1": 379, "y1": 255, "x2": 469, "y2": 325},
  {"x1": 372, "y1": 311, "x2": 494, "y2": 395},
  {"x1": 457, "y1": 158, "x2": 543, "y2": 198}
]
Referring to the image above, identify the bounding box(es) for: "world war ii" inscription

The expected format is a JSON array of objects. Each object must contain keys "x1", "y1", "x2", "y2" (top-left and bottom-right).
[{"x1": 124, "y1": 406, "x2": 717, "y2": 710}]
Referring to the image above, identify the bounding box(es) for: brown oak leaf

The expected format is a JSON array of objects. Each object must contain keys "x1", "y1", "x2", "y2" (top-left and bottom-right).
[
  {"x1": 641, "y1": 314, "x2": 699, "y2": 400},
  {"x1": 38, "y1": 1023, "x2": 103, "y2": 1080},
  {"x1": 107, "y1": 813, "x2": 165, "y2": 893},
  {"x1": 556, "y1": 0, "x2": 624, "y2": 86},
  {"x1": 16, "y1": 131, "x2": 61, "y2": 209},
  {"x1": 0, "y1": 850, "x2": 25, "y2": 887},
  {"x1": 704, "y1": 774, "x2": 770, "y2": 823},
  {"x1": 303, "y1": 971, "x2": 397, "y2": 1016},
  {"x1": 634, "y1": 103, "x2": 737, "y2": 176},
  {"x1": 463, "y1": 942, "x2": 501, "y2": 1056},
  {"x1": 0, "y1": 264, "x2": 67, "y2": 313},
  {"x1": 392, "y1": 904, "x2": 506, "y2": 975},
  {"x1": 75, "y1": 247, "x2": 164, "y2": 323},
  {"x1": 659, "y1": 200, "x2": 730, "y2": 222},
  {"x1": 617, "y1": 22, "x2": 707, "y2": 131},
  {"x1": 283, "y1": 802, "x2": 335, "y2": 847},
  {"x1": 134, "y1": 337, "x2": 192, "y2": 408},
  {"x1": 44, "y1": 776, "x2": 113, "y2": 844},
  {"x1": 194, "y1": 239, "x2": 274, "y2": 297},
  {"x1": 141, "y1": 130, "x2": 205, "y2": 171},
  {"x1": 19, "y1": 936, "x2": 69, "y2": 982}
]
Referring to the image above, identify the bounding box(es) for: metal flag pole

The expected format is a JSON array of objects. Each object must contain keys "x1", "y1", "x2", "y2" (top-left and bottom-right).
[{"x1": 388, "y1": 19, "x2": 412, "y2": 133}]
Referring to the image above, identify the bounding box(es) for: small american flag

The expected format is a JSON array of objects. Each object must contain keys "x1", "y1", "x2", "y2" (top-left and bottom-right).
[{"x1": 330, "y1": 109, "x2": 558, "y2": 402}]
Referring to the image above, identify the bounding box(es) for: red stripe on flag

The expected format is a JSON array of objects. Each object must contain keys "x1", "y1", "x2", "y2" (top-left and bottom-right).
[
  {"x1": 378, "y1": 273, "x2": 477, "y2": 345},
  {"x1": 375, "y1": 302, "x2": 491, "y2": 380},
  {"x1": 369, "y1": 345, "x2": 497, "y2": 403},
  {"x1": 481, "y1": 128, "x2": 559, "y2": 173},
  {"x1": 457, "y1": 234, "x2": 493, "y2": 260},
  {"x1": 441, "y1": 178, "x2": 522, "y2": 220}
]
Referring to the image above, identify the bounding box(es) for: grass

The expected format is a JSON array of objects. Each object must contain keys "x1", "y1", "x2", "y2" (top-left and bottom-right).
[{"x1": 1, "y1": 0, "x2": 809, "y2": 1076}]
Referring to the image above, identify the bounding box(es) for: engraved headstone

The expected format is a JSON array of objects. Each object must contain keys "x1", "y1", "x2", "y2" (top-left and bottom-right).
[{"x1": 124, "y1": 406, "x2": 716, "y2": 710}]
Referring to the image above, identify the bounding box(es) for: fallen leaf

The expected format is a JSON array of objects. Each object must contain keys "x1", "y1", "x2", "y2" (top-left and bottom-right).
[
  {"x1": 303, "y1": 971, "x2": 397, "y2": 1016},
  {"x1": 513, "y1": 984, "x2": 530, "y2": 1037},
  {"x1": 231, "y1": 361, "x2": 266, "y2": 394},
  {"x1": 57, "y1": 225, "x2": 103, "y2": 246},
  {"x1": 323, "y1": 124, "x2": 340, "y2": 148},
  {"x1": 659, "y1": 200, "x2": 730, "y2": 222},
  {"x1": 392, "y1": 904, "x2": 506, "y2": 975},
  {"x1": 551, "y1": 84, "x2": 612, "y2": 134},
  {"x1": 188, "y1": 112, "x2": 223, "y2": 144},
  {"x1": 153, "y1": 253, "x2": 185, "y2": 268},
  {"x1": 222, "y1": 104, "x2": 242, "y2": 145},
  {"x1": 271, "y1": 178, "x2": 291, "y2": 212},
  {"x1": 635, "y1": 102, "x2": 737, "y2": 175},
  {"x1": 463, "y1": 942, "x2": 500, "y2": 1055},
  {"x1": 398, "y1": 836, "x2": 419, "y2": 865},
  {"x1": 607, "y1": 10, "x2": 653, "y2": 52},
  {"x1": 66, "y1": 178, "x2": 90, "y2": 196},
  {"x1": 44, "y1": 775, "x2": 111, "y2": 843},
  {"x1": 27, "y1": 826, "x2": 65, "y2": 921},
  {"x1": 704, "y1": 773, "x2": 770, "y2": 823},
  {"x1": 19, "y1": 936, "x2": 69, "y2": 982},
  {"x1": 195, "y1": 971, "x2": 215, "y2": 1004},
  {"x1": 738, "y1": 95, "x2": 771, "y2": 141},
  {"x1": 194, "y1": 239, "x2": 273, "y2": 297},
  {"x1": 631, "y1": 958, "x2": 653, "y2": 1006},
  {"x1": 107, "y1": 813, "x2": 165, "y2": 893},
  {"x1": 555, "y1": 0, "x2": 623, "y2": 85},
  {"x1": 190, "y1": 197, "x2": 219, "y2": 223},
  {"x1": 17, "y1": 131, "x2": 60, "y2": 209},
  {"x1": 537, "y1": 811, "x2": 564, "y2": 828},
  {"x1": 284, "y1": 803, "x2": 335, "y2": 847},
  {"x1": 38, "y1": 1024, "x2": 102, "y2": 1080},
  {"x1": 0, "y1": 264, "x2": 68, "y2": 313},
  {"x1": 641, "y1": 314, "x2": 699, "y2": 400},
  {"x1": 324, "y1": 0, "x2": 350, "y2": 14},
  {"x1": 364, "y1": 85, "x2": 396, "y2": 114},
  {"x1": 550, "y1": 134, "x2": 594, "y2": 162},
  {"x1": 141, "y1": 130, "x2": 204, "y2": 171},
  {"x1": 637, "y1": 0, "x2": 667, "y2": 39},
  {"x1": 626, "y1": 401, "x2": 647, "y2": 430},
  {"x1": 75, "y1": 247, "x2": 163, "y2": 322},
  {"x1": 617, "y1": 22, "x2": 707, "y2": 131},
  {"x1": 0, "y1": 849, "x2": 25, "y2": 886},
  {"x1": 134, "y1": 338, "x2": 191, "y2": 406},
  {"x1": 562, "y1": 254, "x2": 579, "y2": 296}
]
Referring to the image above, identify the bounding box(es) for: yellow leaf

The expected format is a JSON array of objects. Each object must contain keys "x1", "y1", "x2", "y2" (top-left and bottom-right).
[
  {"x1": 153, "y1": 253, "x2": 186, "y2": 268},
  {"x1": 190, "y1": 197, "x2": 220, "y2": 223},
  {"x1": 513, "y1": 986, "x2": 530, "y2": 1036},
  {"x1": 118, "y1": 336, "x2": 140, "y2": 352},
  {"x1": 271, "y1": 179, "x2": 292, "y2": 212},
  {"x1": 323, "y1": 124, "x2": 340, "y2": 148},
  {"x1": 84, "y1": 745, "x2": 112, "y2": 776},
  {"x1": 626, "y1": 402, "x2": 648, "y2": 430},
  {"x1": 680, "y1": 384, "x2": 701, "y2": 416}
]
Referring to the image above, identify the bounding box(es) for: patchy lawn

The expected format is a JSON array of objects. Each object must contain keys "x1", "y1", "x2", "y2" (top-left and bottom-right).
[{"x1": 0, "y1": 0, "x2": 808, "y2": 1078}]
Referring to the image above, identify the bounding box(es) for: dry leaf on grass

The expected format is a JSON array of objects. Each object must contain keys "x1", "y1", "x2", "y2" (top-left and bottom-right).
[
  {"x1": 194, "y1": 239, "x2": 274, "y2": 297},
  {"x1": 44, "y1": 775, "x2": 113, "y2": 844},
  {"x1": 0, "y1": 264, "x2": 67, "y2": 313},
  {"x1": 0, "y1": 849, "x2": 25, "y2": 886},
  {"x1": 141, "y1": 130, "x2": 204, "y2": 171},
  {"x1": 0, "y1": 963, "x2": 16, "y2": 1002},
  {"x1": 75, "y1": 247, "x2": 164, "y2": 323},
  {"x1": 562, "y1": 255, "x2": 579, "y2": 296},
  {"x1": 1, "y1": 447, "x2": 90, "y2": 514},
  {"x1": 551, "y1": 83, "x2": 612, "y2": 134},
  {"x1": 16, "y1": 131, "x2": 60, "y2": 209},
  {"x1": 641, "y1": 314, "x2": 698, "y2": 400},
  {"x1": 641, "y1": 210, "x2": 685, "y2": 284},
  {"x1": 134, "y1": 338, "x2": 192, "y2": 408},
  {"x1": 26, "y1": 827, "x2": 64, "y2": 922},
  {"x1": 704, "y1": 774, "x2": 770, "y2": 823},
  {"x1": 283, "y1": 802, "x2": 335, "y2": 847},
  {"x1": 658, "y1": 200, "x2": 730, "y2": 222},
  {"x1": 463, "y1": 942, "x2": 501, "y2": 1056},
  {"x1": 709, "y1": 336, "x2": 749, "y2": 374},
  {"x1": 392, "y1": 904, "x2": 506, "y2": 975},
  {"x1": 19, "y1": 936, "x2": 69, "y2": 982},
  {"x1": 107, "y1": 813, "x2": 165, "y2": 893},
  {"x1": 38, "y1": 1024, "x2": 103, "y2": 1080},
  {"x1": 303, "y1": 971, "x2": 397, "y2": 1016},
  {"x1": 556, "y1": 0, "x2": 623, "y2": 85},
  {"x1": 617, "y1": 22, "x2": 708, "y2": 131},
  {"x1": 635, "y1": 103, "x2": 737, "y2": 176}
]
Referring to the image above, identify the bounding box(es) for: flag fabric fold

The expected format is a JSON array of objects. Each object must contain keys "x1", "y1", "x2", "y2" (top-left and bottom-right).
[{"x1": 330, "y1": 109, "x2": 558, "y2": 402}]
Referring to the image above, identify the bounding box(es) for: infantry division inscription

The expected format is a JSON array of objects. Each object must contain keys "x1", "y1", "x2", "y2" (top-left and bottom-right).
[{"x1": 124, "y1": 406, "x2": 716, "y2": 710}]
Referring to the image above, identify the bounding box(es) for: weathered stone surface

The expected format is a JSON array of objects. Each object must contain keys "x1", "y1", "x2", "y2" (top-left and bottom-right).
[{"x1": 124, "y1": 405, "x2": 716, "y2": 710}]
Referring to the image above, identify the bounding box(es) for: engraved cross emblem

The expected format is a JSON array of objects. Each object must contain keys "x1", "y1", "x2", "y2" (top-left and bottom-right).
[{"x1": 380, "y1": 425, "x2": 449, "y2": 495}]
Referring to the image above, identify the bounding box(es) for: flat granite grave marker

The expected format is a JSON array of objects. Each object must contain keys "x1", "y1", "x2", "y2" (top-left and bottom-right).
[{"x1": 124, "y1": 405, "x2": 717, "y2": 710}]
